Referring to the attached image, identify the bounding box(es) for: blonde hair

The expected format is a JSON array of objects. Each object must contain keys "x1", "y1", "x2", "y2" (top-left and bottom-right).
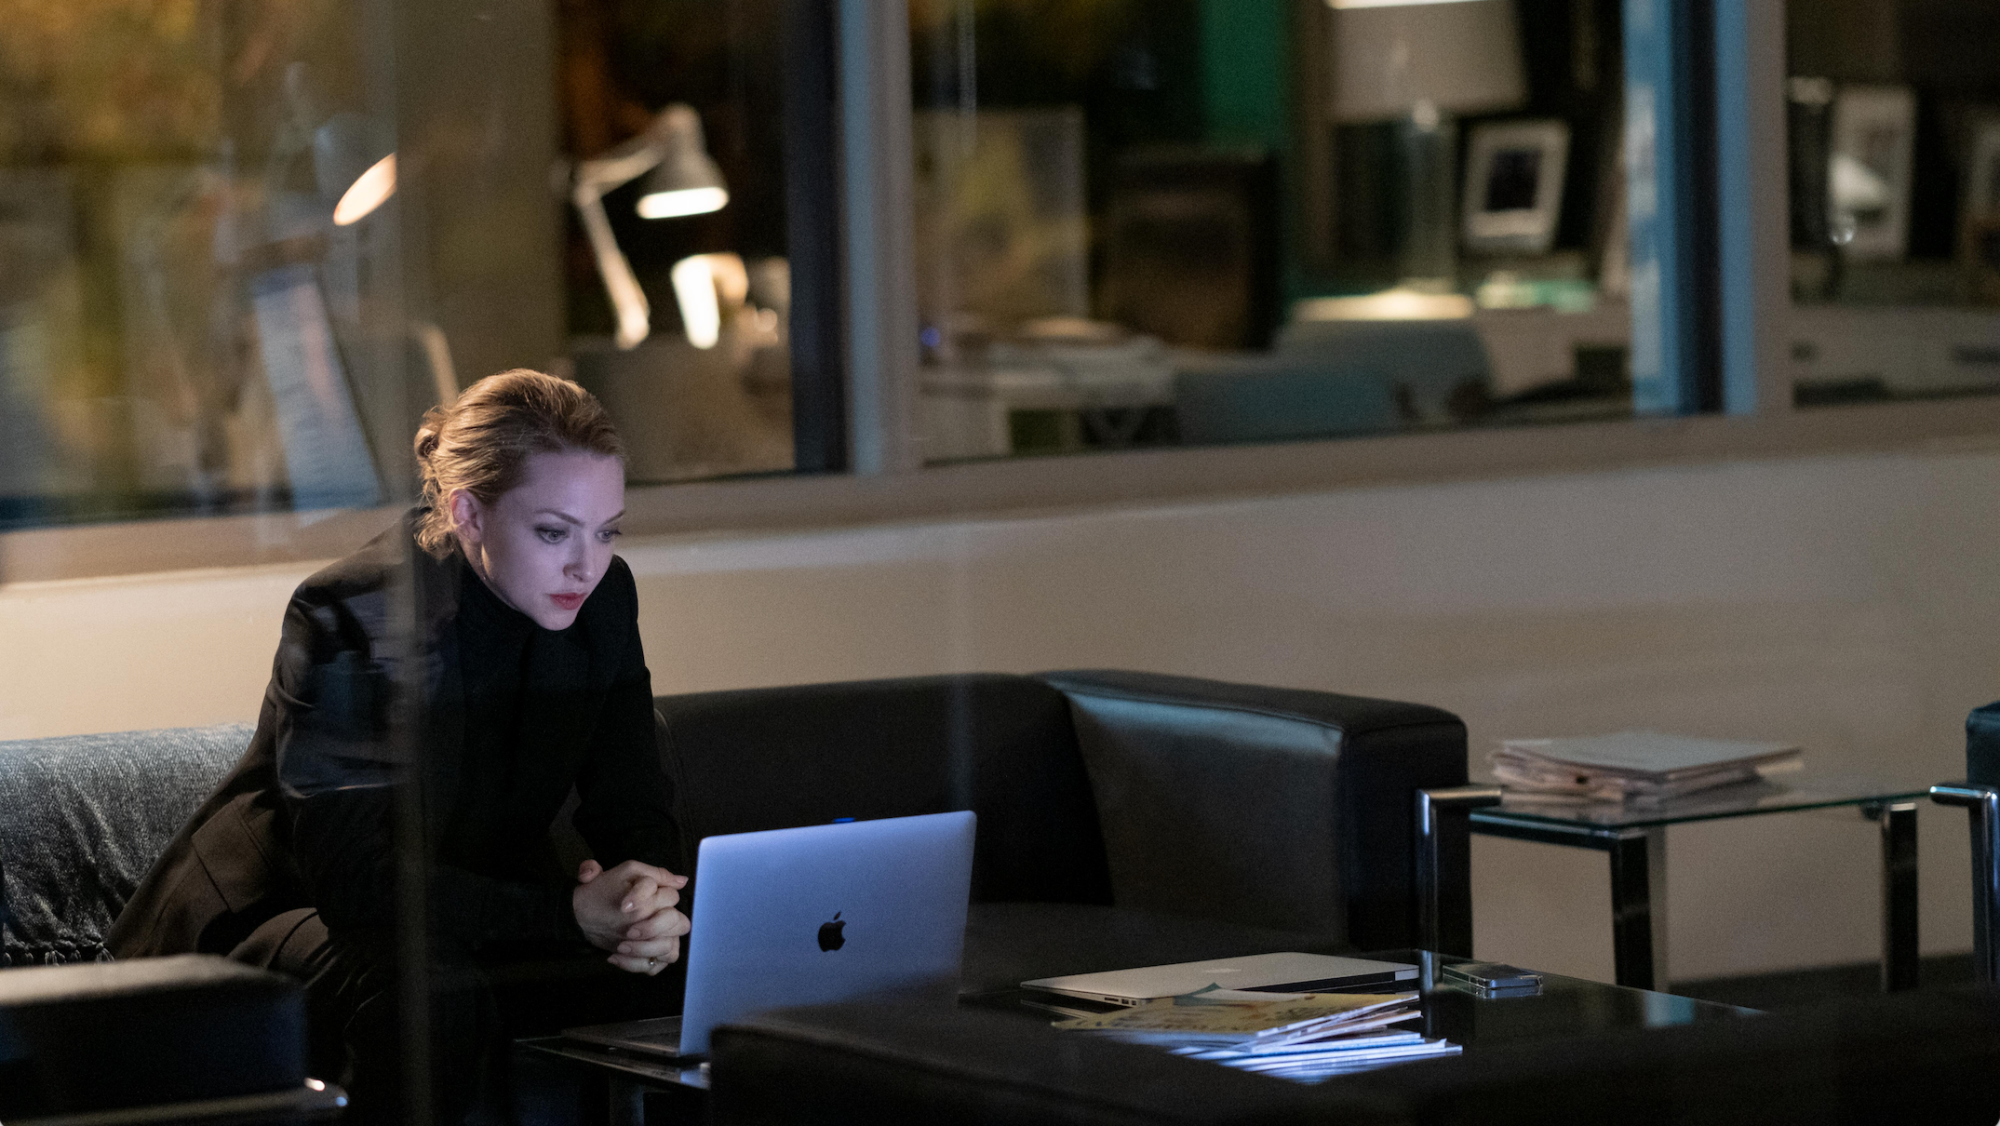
[{"x1": 412, "y1": 369, "x2": 625, "y2": 555}]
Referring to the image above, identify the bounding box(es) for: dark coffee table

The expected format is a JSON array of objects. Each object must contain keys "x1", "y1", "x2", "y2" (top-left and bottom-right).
[{"x1": 518, "y1": 948, "x2": 1753, "y2": 1124}]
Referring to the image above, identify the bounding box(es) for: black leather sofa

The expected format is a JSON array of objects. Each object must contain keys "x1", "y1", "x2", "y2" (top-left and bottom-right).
[
  {"x1": 653, "y1": 670, "x2": 1469, "y2": 993},
  {"x1": 0, "y1": 669, "x2": 1467, "y2": 1120}
]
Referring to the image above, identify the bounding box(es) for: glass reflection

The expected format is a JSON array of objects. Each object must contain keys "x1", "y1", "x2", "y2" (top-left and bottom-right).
[
  {"x1": 0, "y1": 0, "x2": 801, "y2": 533},
  {"x1": 910, "y1": 0, "x2": 1635, "y2": 464},
  {"x1": 0, "y1": 0, "x2": 398, "y2": 528},
  {"x1": 1786, "y1": 0, "x2": 2000, "y2": 407}
]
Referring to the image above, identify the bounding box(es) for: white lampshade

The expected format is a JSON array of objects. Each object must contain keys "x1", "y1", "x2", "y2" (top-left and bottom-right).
[
  {"x1": 636, "y1": 106, "x2": 729, "y2": 219},
  {"x1": 1328, "y1": 0, "x2": 1526, "y2": 123}
]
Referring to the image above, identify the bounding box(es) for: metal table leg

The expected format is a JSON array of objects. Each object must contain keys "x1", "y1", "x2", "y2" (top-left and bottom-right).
[
  {"x1": 1868, "y1": 801, "x2": 1920, "y2": 991},
  {"x1": 1932, "y1": 784, "x2": 2000, "y2": 985},
  {"x1": 1415, "y1": 786, "x2": 1504, "y2": 959},
  {"x1": 1607, "y1": 827, "x2": 1667, "y2": 990},
  {"x1": 608, "y1": 1076, "x2": 646, "y2": 1126}
]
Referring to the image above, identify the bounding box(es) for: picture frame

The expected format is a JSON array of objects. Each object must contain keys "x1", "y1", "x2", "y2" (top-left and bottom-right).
[
  {"x1": 1828, "y1": 84, "x2": 1916, "y2": 261},
  {"x1": 1960, "y1": 117, "x2": 2000, "y2": 305},
  {"x1": 1461, "y1": 119, "x2": 1570, "y2": 256}
]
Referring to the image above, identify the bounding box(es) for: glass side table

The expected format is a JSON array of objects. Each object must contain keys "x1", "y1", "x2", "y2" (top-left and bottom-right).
[{"x1": 1416, "y1": 773, "x2": 1931, "y2": 992}]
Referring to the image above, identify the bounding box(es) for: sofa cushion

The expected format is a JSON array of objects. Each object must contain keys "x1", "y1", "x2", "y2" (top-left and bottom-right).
[
  {"x1": 659, "y1": 675, "x2": 1113, "y2": 906},
  {"x1": 960, "y1": 901, "x2": 1350, "y2": 998},
  {"x1": 0, "y1": 724, "x2": 250, "y2": 965}
]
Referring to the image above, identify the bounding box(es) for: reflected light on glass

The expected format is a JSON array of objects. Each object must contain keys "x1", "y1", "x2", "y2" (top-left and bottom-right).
[
  {"x1": 671, "y1": 255, "x2": 723, "y2": 349},
  {"x1": 637, "y1": 185, "x2": 730, "y2": 219},
  {"x1": 332, "y1": 154, "x2": 397, "y2": 226},
  {"x1": 1327, "y1": 0, "x2": 1487, "y2": 8}
]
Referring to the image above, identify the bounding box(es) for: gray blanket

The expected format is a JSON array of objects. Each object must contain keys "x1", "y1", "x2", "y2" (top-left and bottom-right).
[{"x1": 0, "y1": 725, "x2": 249, "y2": 965}]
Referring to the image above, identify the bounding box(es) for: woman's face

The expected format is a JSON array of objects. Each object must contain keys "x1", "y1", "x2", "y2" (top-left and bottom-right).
[{"x1": 451, "y1": 450, "x2": 626, "y2": 631}]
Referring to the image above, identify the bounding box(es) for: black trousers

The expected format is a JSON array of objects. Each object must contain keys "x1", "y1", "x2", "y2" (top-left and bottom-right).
[{"x1": 232, "y1": 909, "x2": 684, "y2": 1126}]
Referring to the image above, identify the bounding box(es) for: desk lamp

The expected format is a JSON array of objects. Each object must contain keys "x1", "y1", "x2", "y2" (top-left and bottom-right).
[
  {"x1": 572, "y1": 104, "x2": 731, "y2": 349},
  {"x1": 1328, "y1": 0, "x2": 1526, "y2": 291}
]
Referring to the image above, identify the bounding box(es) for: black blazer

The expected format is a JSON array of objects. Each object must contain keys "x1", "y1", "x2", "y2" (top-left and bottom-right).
[{"x1": 109, "y1": 516, "x2": 685, "y2": 960}]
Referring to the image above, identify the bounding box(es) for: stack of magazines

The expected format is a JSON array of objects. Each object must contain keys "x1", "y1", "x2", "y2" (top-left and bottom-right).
[
  {"x1": 1053, "y1": 988, "x2": 1458, "y2": 1082},
  {"x1": 1491, "y1": 731, "x2": 1802, "y2": 803}
]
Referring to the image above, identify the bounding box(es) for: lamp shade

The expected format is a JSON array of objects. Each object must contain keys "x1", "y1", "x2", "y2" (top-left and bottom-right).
[
  {"x1": 1329, "y1": 0, "x2": 1526, "y2": 123},
  {"x1": 636, "y1": 105, "x2": 730, "y2": 219}
]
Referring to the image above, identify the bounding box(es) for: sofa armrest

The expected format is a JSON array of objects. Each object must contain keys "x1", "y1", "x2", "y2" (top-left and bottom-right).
[
  {"x1": 708, "y1": 1001, "x2": 1400, "y2": 1126},
  {"x1": 1037, "y1": 671, "x2": 1466, "y2": 950}
]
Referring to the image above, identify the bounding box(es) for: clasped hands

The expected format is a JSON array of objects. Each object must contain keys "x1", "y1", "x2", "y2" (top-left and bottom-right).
[{"x1": 573, "y1": 858, "x2": 690, "y2": 976}]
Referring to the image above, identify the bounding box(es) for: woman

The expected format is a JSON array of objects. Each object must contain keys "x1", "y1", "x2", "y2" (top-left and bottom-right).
[{"x1": 109, "y1": 370, "x2": 691, "y2": 1122}]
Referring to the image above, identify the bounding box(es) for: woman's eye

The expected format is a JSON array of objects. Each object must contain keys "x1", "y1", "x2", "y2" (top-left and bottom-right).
[
  {"x1": 598, "y1": 528, "x2": 623, "y2": 544},
  {"x1": 536, "y1": 526, "x2": 567, "y2": 544}
]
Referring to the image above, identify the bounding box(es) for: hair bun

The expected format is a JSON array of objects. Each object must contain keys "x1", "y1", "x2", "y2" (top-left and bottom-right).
[{"x1": 414, "y1": 427, "x2": 441, "y2": 462}]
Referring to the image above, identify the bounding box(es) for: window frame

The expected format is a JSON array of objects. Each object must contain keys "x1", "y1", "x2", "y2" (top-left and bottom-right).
[{"x1": 9, "y1": 393, "x2": 1999, "y2": 584}]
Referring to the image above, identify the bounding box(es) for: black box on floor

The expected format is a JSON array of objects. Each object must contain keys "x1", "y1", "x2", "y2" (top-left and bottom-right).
[{"x1": 0, "y1": 954, "x2": 305, "y2": 1119}]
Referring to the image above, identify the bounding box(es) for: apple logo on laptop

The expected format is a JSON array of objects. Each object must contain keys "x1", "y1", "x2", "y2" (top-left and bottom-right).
[{"x1": 817, "y1": 911, "x2": 846, "y2": 952}]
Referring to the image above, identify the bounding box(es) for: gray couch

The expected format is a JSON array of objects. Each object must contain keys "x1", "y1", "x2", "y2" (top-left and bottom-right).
[{"x1": 0, "y1": 724, "x2": 253, "y2": 967}]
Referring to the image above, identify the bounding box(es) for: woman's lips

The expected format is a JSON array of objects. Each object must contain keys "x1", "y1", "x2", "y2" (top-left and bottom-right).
[{"x1": 549, "y1": 592, "x2": 586, "y2": 612}]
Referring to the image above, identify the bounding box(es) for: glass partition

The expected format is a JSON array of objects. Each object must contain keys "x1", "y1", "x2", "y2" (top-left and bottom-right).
[
  {"x1": 908, "y1": 0, "x2": 1642, "y2": 464},
  {"x1": 0, "y1": 0, "x2": 810, "y2": 534},
  {"x1": 557, "y1": 0, "x2": 804, "y2": 483},
  {"x1": 0, "y1": 0, "x2": 409, "y2": 528},
  {"x1": 1785, "y1": 0, "x2": 2000, "y2": 407}
]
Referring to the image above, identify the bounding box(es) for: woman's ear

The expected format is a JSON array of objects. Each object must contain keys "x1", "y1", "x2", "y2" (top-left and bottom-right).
[{"x1": 449, "y1": 489, "x2": 484, "y2": 545}]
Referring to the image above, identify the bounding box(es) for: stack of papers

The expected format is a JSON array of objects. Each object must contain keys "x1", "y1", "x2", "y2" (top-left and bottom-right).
[
  {"x1": 1491, "y1": 732, "x2": 1803, "y2": 804},
  {"x1": 1053, "y1": 988, "x2": 1458, "y2": 1082}
]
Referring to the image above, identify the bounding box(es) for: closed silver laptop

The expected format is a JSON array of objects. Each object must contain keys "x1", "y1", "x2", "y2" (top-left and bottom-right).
[
  {"x1": 1023, "y1": 951, "x2": 1418, "y2": 1006},
  {"x1": 564, "y1": 810, "x2": 976, "y2": 1059}
]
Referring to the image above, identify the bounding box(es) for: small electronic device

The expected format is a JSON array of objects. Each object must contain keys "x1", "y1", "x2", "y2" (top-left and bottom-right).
[{"x1": 1443, "y1": 961, "x2": 1543, "y2": 994}]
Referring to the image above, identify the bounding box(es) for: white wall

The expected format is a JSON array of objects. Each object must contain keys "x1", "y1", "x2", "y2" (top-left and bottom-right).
[{"x1": 4, "y1": 444, "x2": 1996, "y2": 985}]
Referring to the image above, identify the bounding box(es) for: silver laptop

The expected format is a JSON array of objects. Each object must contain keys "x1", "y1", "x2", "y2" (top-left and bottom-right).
[
  {"x1": 1023, "y1": 951, "x2": 1418, "y2": 1006},
  {"x1": 563, "y1": 810, "x2": 976, "y2": 1059}
]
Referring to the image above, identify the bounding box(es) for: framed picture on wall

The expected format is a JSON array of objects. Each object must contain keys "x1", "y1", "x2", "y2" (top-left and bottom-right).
[
  {"x1": 1461, "y1": 119, "x2": 1570, "y2": 256},
  {"x1": 1961, "y1": 117, "x2": 2000, "y2": 305},
  {"x1": 1828, "y1": 85, "x2": 1916, "y2": 261}
]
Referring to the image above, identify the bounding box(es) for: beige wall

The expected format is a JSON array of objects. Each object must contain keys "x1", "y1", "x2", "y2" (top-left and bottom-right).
[{"x1": 4, "y1": 445, "x2": 1995, "y2": 985}]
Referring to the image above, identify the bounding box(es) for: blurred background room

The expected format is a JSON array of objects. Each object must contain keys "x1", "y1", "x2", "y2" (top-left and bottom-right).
[{"x1": 3, "y1": 0, "x2": 2000, "y2": 1025}]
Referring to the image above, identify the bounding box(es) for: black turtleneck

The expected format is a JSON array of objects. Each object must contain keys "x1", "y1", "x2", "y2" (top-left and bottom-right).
[
  {"x1": 396, "y1": 547, "x2": 686, "y2": 949},
  {"x1": 446, "y1": 557, "x2": 541, "y2": 879},
  {"x1": 406, "y1": 552, "x2": 682, "y2": 950}
]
